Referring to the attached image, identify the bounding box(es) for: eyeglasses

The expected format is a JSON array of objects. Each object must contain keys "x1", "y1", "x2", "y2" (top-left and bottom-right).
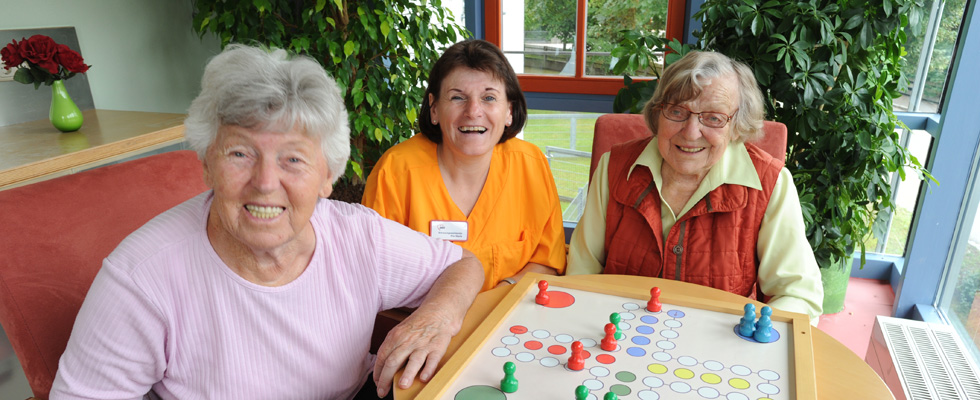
[{"x1": 659, "y1": 103, "x2": 737, "y2": 129}]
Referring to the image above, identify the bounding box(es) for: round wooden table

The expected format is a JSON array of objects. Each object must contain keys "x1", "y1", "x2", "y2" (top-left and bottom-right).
[{"x1": 395, "y1": 274, "x2": 894, "y2": 399}]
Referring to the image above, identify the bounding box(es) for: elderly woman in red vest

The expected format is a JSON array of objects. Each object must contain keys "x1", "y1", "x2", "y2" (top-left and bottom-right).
[{"x1": 568, "y1": 51, "x2": 823, "y2": 323}]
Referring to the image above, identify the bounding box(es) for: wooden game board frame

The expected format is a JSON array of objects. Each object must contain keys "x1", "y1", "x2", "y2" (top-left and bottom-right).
[{"x1": 417, "y1": 272, "x2": 818, "y2": 399}]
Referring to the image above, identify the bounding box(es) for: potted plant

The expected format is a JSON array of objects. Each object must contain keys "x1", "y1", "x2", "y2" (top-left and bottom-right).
[
  {"x1": 191, "y1": 0, "x2": 468, "y2": 202},
  {"x1": 611, "y1": 0, "x2": 934, "y2": 313}
]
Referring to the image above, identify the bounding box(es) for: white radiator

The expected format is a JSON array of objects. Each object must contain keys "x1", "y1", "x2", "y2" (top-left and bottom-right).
[{"x1": 866, "y1": 315, "x2": 980, "y2": 400}]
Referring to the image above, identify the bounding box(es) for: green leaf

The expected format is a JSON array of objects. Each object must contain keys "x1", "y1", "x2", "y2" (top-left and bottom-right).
[
  {"x1": 13, "y1": 67, "x2": 33, "y2": 85},
  {"x1": 374, "y1": 127, "x2": 383, "y2": 141},
  {"x1": 332, "y1": 0, "x2": 343, "y2": 12},
  {"x1": 380, "y1": 19, "x2": 391, "y2": 38},
  {"x1": 344, "y1": 41, "x2": 355, "y2": 57},
  {"x1": 315, "y1": 0, "x2": 326, "y2": 12}
]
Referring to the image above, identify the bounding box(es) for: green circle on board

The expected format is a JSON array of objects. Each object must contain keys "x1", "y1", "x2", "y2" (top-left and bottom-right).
[
  {"x1": 610, "y1": 384, "x2": 631, "y2": 396},
  {"x1": 615, "y1": 371, "x2": 637, "y2": 382},
  {"x1": 454, "y1": 385, "x2": 507, "y2": 400}
]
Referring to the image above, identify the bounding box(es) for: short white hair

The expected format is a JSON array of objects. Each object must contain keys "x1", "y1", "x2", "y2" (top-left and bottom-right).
[{"x1": 184, "y1": 44, "x2": 350, "y2": 183}]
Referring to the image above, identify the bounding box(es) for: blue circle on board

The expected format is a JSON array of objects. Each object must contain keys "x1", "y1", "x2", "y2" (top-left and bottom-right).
[
  {"x1": 640, "y1": 315, "x2": 659, "y2": 324},
  {"x1": 635, "y1": 325, "x2": 654, "y2": 335},
  {"x1": 732, "y1": 324, "x2": 781, "y2": 343},
  {"x1": 632, "y1": 336, "x2": 651, "y2": 345},
  {"x1": 627, "y1": 347, "x2": 646, "y2": 357},
  {"x1": 667, "y1": 310, "x2": 685, "y2": 318}
]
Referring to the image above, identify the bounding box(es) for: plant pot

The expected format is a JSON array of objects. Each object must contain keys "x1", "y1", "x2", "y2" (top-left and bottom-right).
[
  {"x1": 49, "y1": 80, "x2": 83, "y2": 132},
  {"x1": 820, "y1": 257, "x2": 853, "y2": 314}
]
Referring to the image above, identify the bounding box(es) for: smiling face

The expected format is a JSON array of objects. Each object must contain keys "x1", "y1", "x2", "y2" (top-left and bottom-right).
[
  {"x1": 657, "y1": 74, "x2": 740, "y2": 183},
  {"x1": 429, "y1": 67, "x2": 513, "y2": 161},
  {"x1": 203, "y1": 123, "x2": 332, "y2": 258}
]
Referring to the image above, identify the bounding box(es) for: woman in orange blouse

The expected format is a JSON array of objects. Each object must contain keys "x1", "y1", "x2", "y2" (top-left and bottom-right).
[{"x1": 362, "y1": 40, "x2": 566, "y2": 291}]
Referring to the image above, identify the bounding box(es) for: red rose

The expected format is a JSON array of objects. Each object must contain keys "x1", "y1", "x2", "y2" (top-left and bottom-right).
[
  {"x1": 20, "y1": 35, "x2": 59, "y2": 74},
  {"x1": 55, "y1": 44, "x2": 89, "y2": 73},
  {"x1": 1, "y1": 40, "x2": 24, "y2": 70}
]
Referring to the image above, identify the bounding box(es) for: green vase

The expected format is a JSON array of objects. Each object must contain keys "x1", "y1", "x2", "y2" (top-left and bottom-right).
[
  {"x1": 820, "y1": 257, "x2": 853, "y2": 314},
  {"x1": 49, "y1": 80, "x2": 83, "y2": 132}
]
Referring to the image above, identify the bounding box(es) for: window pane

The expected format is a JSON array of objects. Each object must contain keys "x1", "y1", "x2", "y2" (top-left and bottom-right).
[
  {"x1": 865, "y1": 129, "x2": 933, "y2": 255},
  {"x1": 509, "y1": 0, "x2": 576, "y2": 75},
  {"x1": 897, "y1": 0, "x2": 966, "y2": 112},
  {"x1": 943, "y1": 186, "x2": 980, "y2": 364},
  {"x1": 585, "y1": 0, "x2": 669, "y2": 77},
  {"x1": 520, "y1": 110, "x2": 599, "y2": 222},
  {"x1": 443, "y1": 0, "x2": 465, "y2": 28}
]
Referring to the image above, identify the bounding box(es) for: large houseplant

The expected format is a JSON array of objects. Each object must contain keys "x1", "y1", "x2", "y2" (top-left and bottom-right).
[
  {"x1": 612, "y1": 0, "x2": 933, "y2": 313},
  {"x1": 191, "y1": 0, "x2": 468, "y2": 201}
]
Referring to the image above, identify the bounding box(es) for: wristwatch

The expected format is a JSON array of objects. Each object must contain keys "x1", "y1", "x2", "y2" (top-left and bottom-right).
[{"x1": 502, "y1": 277, "x2": 518, "y2": 285}]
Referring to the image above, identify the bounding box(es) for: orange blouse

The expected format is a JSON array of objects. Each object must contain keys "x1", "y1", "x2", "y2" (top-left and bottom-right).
[{"x1": 362, "y1": 134, "x2": 566, "y2": 291}]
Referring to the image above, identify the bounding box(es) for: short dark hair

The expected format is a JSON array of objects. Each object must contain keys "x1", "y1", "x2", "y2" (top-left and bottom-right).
[{"x1": 419, "y1": 39, "x2": 527, "y2": 144}]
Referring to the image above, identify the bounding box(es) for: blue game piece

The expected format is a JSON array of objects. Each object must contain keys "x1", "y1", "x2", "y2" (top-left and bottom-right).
[
  {"x1": 760, "y1": 305, "x2": 772, "y2": 318},
  {"x1": 738, "y1": 303, "x2": 756, "y2": 337},
  {"x1": 754, "y1": 313, "x2": 773, "y2": 343}
]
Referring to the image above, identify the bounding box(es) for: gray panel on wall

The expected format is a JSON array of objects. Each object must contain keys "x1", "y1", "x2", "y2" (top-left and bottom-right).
[{"x1": 0, "y1": 27, "x2": 95, "y2": 126}]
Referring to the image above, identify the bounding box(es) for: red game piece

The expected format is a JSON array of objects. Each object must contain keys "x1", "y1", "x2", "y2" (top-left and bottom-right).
[
  {"x1": 647, "y1": 286, "x2": 662, "y2": 312},
  {"x1": 567, "y1": 341, "x2": 585, "y2": 370},
  {"x1": 600, "y1": 323, "x2": 618, "y2": 351},
  {"x1": 535, "y1": 280, "x2": 550, "y2": 305}
]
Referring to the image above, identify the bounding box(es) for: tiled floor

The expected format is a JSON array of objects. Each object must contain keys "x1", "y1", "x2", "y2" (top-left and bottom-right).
[
  {"x1": 817, "y1": 277, "x2": 896, "y2": 358},
  {"x1": 0, "y1": 277, "x2": 897, "y2": 399}
]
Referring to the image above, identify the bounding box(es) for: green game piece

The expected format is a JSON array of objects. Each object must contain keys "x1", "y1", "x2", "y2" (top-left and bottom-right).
[
  {"x1": 604, "y1": 392, "x2": 618, "y2": 400},
  {"x1": 610, "y1": 312, "x2": 625, "y2": 340},
  {"x1": 575, "y1": 385, "x2": 589, "y2": 400},
  {"x1": 501, "y1": 361, "x2": 518, "y2": 393}
]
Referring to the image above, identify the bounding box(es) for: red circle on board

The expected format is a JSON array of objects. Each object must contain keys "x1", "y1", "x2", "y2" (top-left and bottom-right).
[
  {"x1": 525, "y1": 341, "x2": 543, "y2": 350},
  {"x1": 596, "y1": 354, "x2": 616, "y2": 364},
  {"x1": 541, "y1": 291, "x2": 575, "y2": 308},
  {"x1": 548, "y1": 345, "x2": 566, "y2": 355},
  {"x1": 510, "y1": 325, "x2": 528, "y2": 334},
  {"x1": 581, "y1": 350, "x2": 592, "y2": 359}
]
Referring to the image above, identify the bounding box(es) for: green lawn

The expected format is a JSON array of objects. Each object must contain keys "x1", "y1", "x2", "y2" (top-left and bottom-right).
[{"x1": 522, "y1": 110, "x2": 600, "y2": 221}]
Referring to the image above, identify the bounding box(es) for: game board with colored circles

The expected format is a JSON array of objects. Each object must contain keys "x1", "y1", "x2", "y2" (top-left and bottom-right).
[{"x1": 416, "y1": 274, "x2": 816, "y2": 400}]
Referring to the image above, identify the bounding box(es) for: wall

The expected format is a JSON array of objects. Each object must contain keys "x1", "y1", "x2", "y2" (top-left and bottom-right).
[{"x1": 0, "y1": 0, "x2": 220, "y2": 124}]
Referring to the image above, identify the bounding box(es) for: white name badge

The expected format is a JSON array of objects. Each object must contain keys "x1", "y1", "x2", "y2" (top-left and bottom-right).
[{"x1": 430, "y1": 220, "x2": 468, "y2": 241}]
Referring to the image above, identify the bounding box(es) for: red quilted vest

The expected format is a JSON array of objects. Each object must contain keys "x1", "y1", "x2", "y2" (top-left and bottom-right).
[{"x1": 602, "y1": 137, "x2": 783, "y2": 298}]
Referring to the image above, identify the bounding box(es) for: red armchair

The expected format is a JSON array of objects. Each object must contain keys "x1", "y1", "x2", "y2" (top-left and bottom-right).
[
  {"x1": 0, "y1": 150, "x2": 208, "y2": 399},
  {"x1": 590, "y1": 113, "x2": 788, "y2": 184}
]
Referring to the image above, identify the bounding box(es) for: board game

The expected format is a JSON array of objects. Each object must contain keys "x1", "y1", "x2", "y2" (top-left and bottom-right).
[{"x1": 416, "y1": 273, "x2": 816, "y2": 400}]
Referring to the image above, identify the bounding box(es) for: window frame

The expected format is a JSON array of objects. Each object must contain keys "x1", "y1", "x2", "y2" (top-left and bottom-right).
[{"x1": 483, "y1": 0, "x2": 688, "y2": 95}]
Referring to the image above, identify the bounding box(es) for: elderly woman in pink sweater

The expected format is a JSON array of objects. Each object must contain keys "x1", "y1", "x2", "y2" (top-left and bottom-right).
[{"x1": 49, "y1": 44, "x2": 483, "y2": 400}]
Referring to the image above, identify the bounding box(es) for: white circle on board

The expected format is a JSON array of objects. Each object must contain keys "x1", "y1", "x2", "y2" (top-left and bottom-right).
[
  {"x1": 656, "y1": 340, "x2": 676, "y2": 350},
  {"x1": 642, "y1": 376, "x2": 664, "y2": 388},
  {"x1": 758, "y1": 383, "x2": 780, "y2": 395},
  {"x1": 697, "y1": 387, "x2": 720, "y2": 398},
  {"x1": 580, "y1": 338, "x2": 598, "y2": 347},
  {"x1": 669, "y1": 381, "x2": 691, "y2": 393},
  {"x1": 501, "y1": 336, "x2": 520, "y2": 345},
  {"x1": 555, "y1": 334, "x2": 574, "y2": 343},
  {"x1": 653, "y1": 351, "x2": 672, "y2": 362},
  {"x1": 590, "y1": 366, "x2": 610, "y2": 377},
  {"x1": 540, "y1": 357, "x2": 560, "y2": 367},
  {"x1": 726, "y1": 392, "x2": 749, "y2": 400},
  {"x1": 620, "y1": 312, "x2": 636, "y2": 320},
  {"x1": 758, "y1": 370, "x2": 780, "y2": 381},
  {"x1": 660, "y1": 330, "x2": 679, "y2": 339},
  {"x1": 619, "y1": 322, "x2": 632, "y2": 331},
  {"x1": 491, "y1": 347, "x2": 511, "y2": 357},
  {"x1": 731, "y1": 365, "x2": 752, "y2": 376},
  {"x1": 637, "y1": 390, "x2": 660, "y2": 400},
  {"x1": 664, "y1": 320, "x2": 682, "y2": 328},
  {"x1": 677, "y1": 356, "x2": 698, "y2": 366},
  {"x1": 703, "y1": 360, "x2": 724, "y2": 371},
  {"x1": 623, "y1": 303, "x2": 640, "y2": 310},
  {"x1": 532, "y1": 329, "x2": 550, "y2": 339},
  {"x1": 584, "y1": 379, "x2": 604, "y2": 390},
  {"x1": 515, "y1": 352, "x2": 535, "y2": 362}
]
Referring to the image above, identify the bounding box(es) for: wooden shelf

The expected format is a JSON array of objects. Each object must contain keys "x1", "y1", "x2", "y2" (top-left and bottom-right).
[{"x1": 0, "y1": 109, "x2": 187, "y2": 189}]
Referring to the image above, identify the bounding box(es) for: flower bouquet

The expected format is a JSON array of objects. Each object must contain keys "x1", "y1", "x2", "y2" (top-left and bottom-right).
[{"x1": 1, "y1": 35, "x2": 91, "y2": 132}]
